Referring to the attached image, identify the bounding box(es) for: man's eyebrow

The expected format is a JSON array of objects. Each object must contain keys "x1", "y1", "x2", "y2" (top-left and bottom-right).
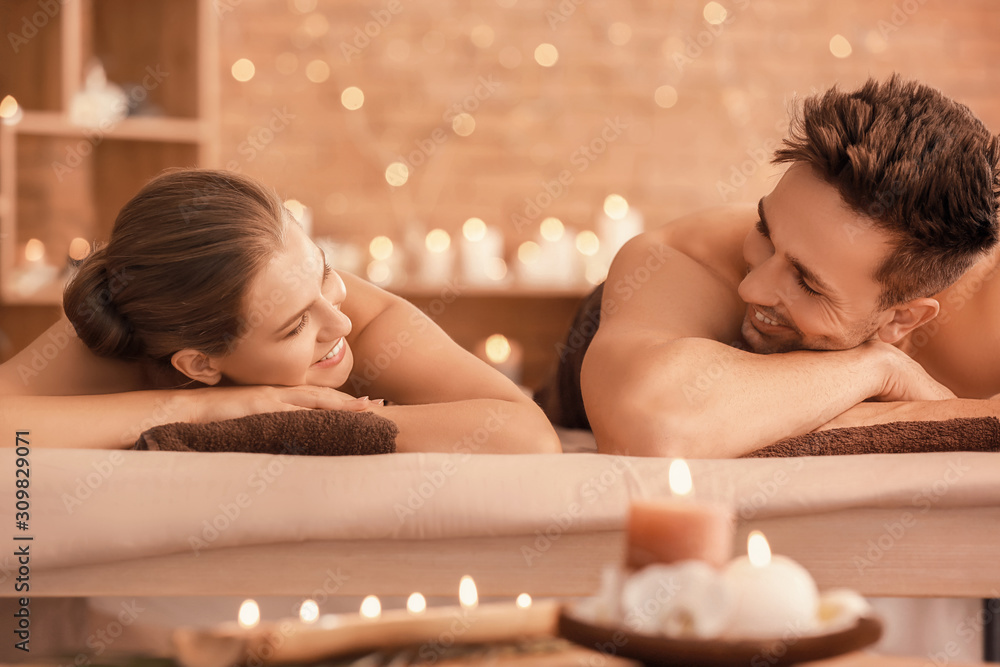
[
  {"x1": 756, "y1": 198, "x2": 769, "y2": 237},
  {"x1": 276, "y1": 247, "x2": 328, "y2": 334}
]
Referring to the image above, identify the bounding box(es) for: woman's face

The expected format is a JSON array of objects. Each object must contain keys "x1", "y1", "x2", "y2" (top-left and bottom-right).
[{"x1": 213, "y1": 222, "x2": 355, "y2": 388}]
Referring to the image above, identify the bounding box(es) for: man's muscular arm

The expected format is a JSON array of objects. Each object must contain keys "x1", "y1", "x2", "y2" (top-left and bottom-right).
[{"x1": 580, "y1": 231, "x2": 948, "y2": 458}]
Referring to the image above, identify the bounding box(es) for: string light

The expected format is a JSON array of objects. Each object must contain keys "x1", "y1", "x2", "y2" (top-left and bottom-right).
[
  {"x1": 231, "y1": 58, "x2": 255, "y2": 82},
  {"x1": 703, "y1": 1, "x2": 728, "y2": 25},
  {"x1": 306, "y1": 59, "x2": 330, "y2": 83},
  {"x1": 534, "y1": 43, "x2": 559, "y2": 67},
  {"x1": 385, "y1": 162, "x2": 409, "y2": 186},
  {"x1": 829, "y1": 34, "x2": 852, "y2": 58},
  {"x1": 654, "y1": 85, "x2": 678, "y2": 109},
  {"x1": 452, "y1": 113, "x2": 476, "y2": 136},
  {"x1": 341, "y1": 86, "x2": 364, "y2": 110}
]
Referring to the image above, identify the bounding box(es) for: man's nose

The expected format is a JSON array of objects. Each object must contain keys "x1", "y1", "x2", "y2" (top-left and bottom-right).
[{"x1": 738, "y1": 259, "x2": 781, "y2": 307}]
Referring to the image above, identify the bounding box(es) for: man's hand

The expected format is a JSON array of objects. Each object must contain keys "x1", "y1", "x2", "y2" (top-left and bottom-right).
[{"x1": 869, "y1": 341, "x2": 956, "y2": 402}]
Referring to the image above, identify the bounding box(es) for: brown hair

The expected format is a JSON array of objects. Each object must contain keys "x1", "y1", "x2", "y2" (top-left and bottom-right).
[
  {"x1": 63, "y1": 169, "x2": 287, "y2": 381},
  {"x1": 773, "y1": 75, "x2": 1000, "y2": 307}
]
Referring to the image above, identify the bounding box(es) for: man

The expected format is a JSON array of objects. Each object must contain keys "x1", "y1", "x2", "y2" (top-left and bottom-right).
[{"x1": 536, "y1": 75, "x2": 1000, "y2": 457}]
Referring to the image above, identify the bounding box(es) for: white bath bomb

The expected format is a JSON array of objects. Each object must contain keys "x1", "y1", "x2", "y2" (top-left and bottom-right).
[{"x1": 621, "y1": 560, "x2": 735, "y2": 639}]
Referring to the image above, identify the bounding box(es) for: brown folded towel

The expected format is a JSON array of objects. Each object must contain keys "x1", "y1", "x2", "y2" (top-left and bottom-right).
[
  {"x1": 745, "y1": 417, "x2": 1000, "y2": 457},
  {"x1": 134, "y1": 409, "x2": 398, "y2": 455}
]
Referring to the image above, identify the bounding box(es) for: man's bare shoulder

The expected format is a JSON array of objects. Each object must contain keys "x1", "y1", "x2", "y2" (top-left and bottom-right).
[{"x1": 647, "y1": 205, "x2": 757, "y2": 288}]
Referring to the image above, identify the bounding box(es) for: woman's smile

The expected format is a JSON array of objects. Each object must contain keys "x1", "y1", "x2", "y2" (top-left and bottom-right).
[{"x1": 313, "y1": 337, "x2": 348, "y2": 368}]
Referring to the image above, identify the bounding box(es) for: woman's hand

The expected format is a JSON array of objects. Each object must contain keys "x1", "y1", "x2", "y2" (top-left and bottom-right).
[{"x1": 183, "y1": 385, "x2": 373, "y2": 424}]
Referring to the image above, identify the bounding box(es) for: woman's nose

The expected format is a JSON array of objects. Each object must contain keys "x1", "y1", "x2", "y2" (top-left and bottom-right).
[{"x1": 318, "y1": 301, "x2": 352, "y2": 339}]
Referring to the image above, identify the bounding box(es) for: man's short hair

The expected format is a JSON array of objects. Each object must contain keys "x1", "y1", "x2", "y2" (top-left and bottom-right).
[{"x1": 773, "y1": 75, "x2": 1000, "y2": 308}]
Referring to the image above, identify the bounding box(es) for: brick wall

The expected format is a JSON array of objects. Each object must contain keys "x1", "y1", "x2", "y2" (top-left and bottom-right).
[{"x1": 217, "y1": 0, "x2": 1000, "y2": 249}]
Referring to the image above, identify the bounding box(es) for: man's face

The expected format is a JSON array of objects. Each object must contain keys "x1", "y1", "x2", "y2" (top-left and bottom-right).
[{"x1": 738, "y1": 163, "x2": 896, "y2": 354}]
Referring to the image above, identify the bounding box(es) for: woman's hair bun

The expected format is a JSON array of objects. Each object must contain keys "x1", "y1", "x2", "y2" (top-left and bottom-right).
[{"x1": 63, "y1": 246, "x2": 144, "y2": 360}]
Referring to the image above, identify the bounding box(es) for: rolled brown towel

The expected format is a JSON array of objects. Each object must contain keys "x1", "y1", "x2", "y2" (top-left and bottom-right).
[
  {"x1": 745, "y1": 417, "x2": 1000, "y2": 457},
  {"x1": 134, "y1": 409, "x2": 398, "y2": 455}
]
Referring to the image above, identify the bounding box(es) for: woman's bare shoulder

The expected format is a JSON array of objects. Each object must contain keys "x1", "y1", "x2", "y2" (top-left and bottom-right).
[{"x1": 0, "y1": 315, "x2": 147, "y2": 396}]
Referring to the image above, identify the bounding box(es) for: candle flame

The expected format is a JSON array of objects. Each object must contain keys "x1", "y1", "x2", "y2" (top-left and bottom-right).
[
  {"x1": 668, "y1": 459, "x2": 693, "y2": 497},
  {"x1": 299, "y1": 599, "x2": 319, "y2": 624},
  {"x1": 24, "y1": 239, "x2": 45, "y2": 262},
  {"x1": 517, "y1": 241, "x2": 540, "y2": 264},
  {"x1": 459, "y1": 575, "x2": 478, "y2": 609},
  {"x1": 0, "y1": 95, "x2": 20, "y2": 120},
  {"x1": 360, "y1": 595, "x2": 382, "y2": 619},
  {"x1": 407, "y1": 592, "x2": 427, "y2": 614},
  {"x1": 463, "y1": 217, "x2": 487, "y2": 242},
  {"x1": 69, "y1": 237, "x2": 91, "y2": 261},
  {"x1": 516, "y1": 593, "x2": 532, "y2": 608},
  {"x1": 237, "y1": 599, "x2": 260, "y2": 628},
  {"x1": 369, "y1": 235, "x2": 394, "y2": 260},
  {"x1": 748, "y1": 530, "x2": 771, "y2": 567},
  {"x1": 485, "y1": 334, "x2": 512, "y2": 364},
  {"x1": 485, "y1": 257, "x2": 507, "y2": 281},
  {"x1": 426, "y1": 229, "x2": 451, "y2": 253},
  {"x1": 603, "y1": 194, "x2": 629, "y2": 220},
  {"x1": 540, "y1": 217, "x2": 564, "y2": 242}
]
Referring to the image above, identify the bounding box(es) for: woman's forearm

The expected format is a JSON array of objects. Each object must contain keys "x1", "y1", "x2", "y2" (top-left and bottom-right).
[
  {"x1": 0, "y1": 391, "x2": 191, "y2": 449},
  {"x1": 371, "y1": 400, "x2": 562, "y2": 454}
]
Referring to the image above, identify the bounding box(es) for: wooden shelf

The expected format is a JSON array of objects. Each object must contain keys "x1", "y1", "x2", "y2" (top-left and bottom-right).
[
  {"x1": 0, "y1": 0, "x2": 219, "y2": 306},
  {"x1": 10, "y1": 111, "x2": 207, "y2": 143}
]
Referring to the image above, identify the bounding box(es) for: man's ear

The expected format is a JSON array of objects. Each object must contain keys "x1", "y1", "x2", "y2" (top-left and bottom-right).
[
  {"x1": 876, "y1": 297, "x2": 940, "y2": 344},
  {"x1": 171, "y1": 349, "x2": 224, "y2": 386}
]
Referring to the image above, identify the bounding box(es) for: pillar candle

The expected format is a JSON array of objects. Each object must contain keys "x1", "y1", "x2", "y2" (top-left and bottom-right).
[{"x1": 625, "y1": 460, "x2": 733, "y2": 569}]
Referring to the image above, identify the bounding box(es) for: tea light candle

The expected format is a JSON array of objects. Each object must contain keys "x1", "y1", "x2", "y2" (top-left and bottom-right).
[
  {"x1": 722, "y1": 531, "x2": 819, "y2": 639},
  {"x1": 459, "y1": 218, "x2": 504, "y2": 285},
  {"x1": 419, "y1": 228, "x2": 455, "y2": 285},
  {"x1": 625, "y1": 460, "x2": 733, "y2": 569},
  {"x1": 473, "y1": 334, "x2": 524, "y2": 384},
  {"x1": 597, "y1": 194, "x2": 644, "y2": 260}
]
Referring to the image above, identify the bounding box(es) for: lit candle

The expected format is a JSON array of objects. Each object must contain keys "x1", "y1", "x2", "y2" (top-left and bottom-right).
[
  {"x1": 597, "y1": 194, "x2": 644, "y2": 261},
  {"x1": 181, "y1": 578, "x2": 559, "y2": 667},
  {"x1": 625, "y1": 460, "x2": 733, "y2": 569},
  {"x1": 473, "y1": 334, "x2": 524, "y2": 384},
  {"x1": 238, "y1": 599, "x2": 260, "y2": 629},
  {"x1": 419, "y1": 229, "x2": 455, "y2": 285},
  {"x1": 359, "y1": 595, "x2": 382, "y2": 620},
  {"x1": 13, "y1": 239, "x2": 59, "y2": 296},
  {"x1": 721, "y1": 531, "x2": 819, "y2": 639},
  {"x1": 459, "y1": 218, "x2": 505, "y2": 285},
  {"x1": 299, "y1": 600, "x2": 319, "y2": 625}
]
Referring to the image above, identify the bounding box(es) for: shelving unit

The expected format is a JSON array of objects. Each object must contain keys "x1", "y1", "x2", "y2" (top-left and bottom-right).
[{"x1": 0, "y1": 0, "x2": 218, "y2": 305}]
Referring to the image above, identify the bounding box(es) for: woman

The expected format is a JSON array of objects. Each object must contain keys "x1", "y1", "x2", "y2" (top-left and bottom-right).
[{"x1": 0, "y1": 169, "x2": 561, "y2": 453}]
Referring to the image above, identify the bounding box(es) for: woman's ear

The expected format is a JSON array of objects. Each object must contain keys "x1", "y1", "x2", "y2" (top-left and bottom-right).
[
  {"x1": 171, "y1": 349, "x2": 224, "y2": 385},
  {"x1": 876, "y1": 297, "x2": 940, "y2": 344}
]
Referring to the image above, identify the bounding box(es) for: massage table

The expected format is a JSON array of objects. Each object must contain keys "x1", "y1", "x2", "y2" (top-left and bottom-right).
[{"x1": 5, "y1": 436, "x2": 998, "y2": 600}]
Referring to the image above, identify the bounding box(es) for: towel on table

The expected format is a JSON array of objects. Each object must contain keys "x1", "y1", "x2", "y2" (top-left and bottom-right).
[
  {"x1": 745, "y1": 417, "x2": 1000, "y2": 457},
  {"x1": 133, "y1": 409, "x2": 398, "y2": 455}
]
